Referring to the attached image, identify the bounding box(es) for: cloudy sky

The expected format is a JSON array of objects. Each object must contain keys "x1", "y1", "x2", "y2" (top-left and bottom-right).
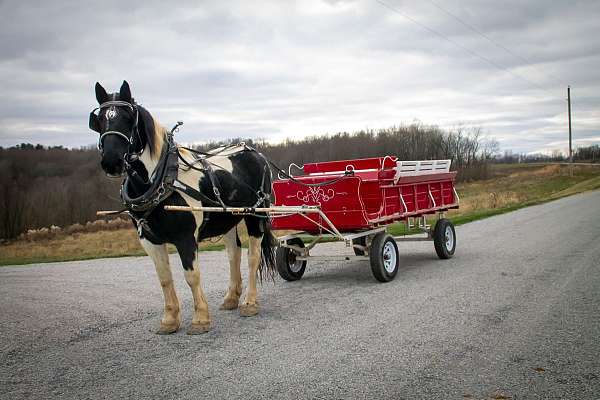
[{"x1": 0, "y1": 0, "x2": 598, "y2": 154}]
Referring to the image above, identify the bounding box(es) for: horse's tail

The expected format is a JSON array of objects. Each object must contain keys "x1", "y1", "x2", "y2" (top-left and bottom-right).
[{"x1": 259, "y1": 217, "x2": 277, "y2": 282}]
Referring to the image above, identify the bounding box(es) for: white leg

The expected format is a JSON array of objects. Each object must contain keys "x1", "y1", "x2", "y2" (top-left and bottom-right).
[
  {"x1": 183, "y1": 260, "x2": 211, "y2": 334},
  {"x1": 140, "y1": 239, "x2": 180, "y2": 334},
  {"x1": 240, "y1": 235, "x2": 262, "y2": 317},
  {"x1": 175, "y1": 237, "x2": 211, "y2": 335},
  {"x1": 220, "y1": 227, "x2": 243, "y2": 310}
]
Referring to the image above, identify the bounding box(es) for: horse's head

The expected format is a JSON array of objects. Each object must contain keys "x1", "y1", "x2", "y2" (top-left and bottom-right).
[{"x1": 89, "y1": 81, "x2": 144, "y2": 177}]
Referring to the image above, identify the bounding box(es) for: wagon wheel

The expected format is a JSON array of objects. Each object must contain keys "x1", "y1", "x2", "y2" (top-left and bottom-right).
[
  {"x1": 276, "y1": 237, "x2": 307, "y2": 281},
  {"x1": 369, "y1": 232, "x2": 399, "y2": 282},
  {"x1": 433, "y1": 218, "x2": 456, "y2": 259},
  {"x1": 352, "y1": 236, "x2": 367, "y2": 256}
]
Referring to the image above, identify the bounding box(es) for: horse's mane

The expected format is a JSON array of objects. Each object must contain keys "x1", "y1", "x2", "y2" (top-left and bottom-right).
[
  {"x1": 149, "y1": 116, "x2": 166, "y2": 158},
  {"x1": 138, "y1": 105, "x2": 165, "y2": 159}
]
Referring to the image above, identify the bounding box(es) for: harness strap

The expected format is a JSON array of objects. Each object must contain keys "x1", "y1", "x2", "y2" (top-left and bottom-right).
[
  {"x1": 247, "y1": 164, "x2": 269, "y2": 209},
  {"x1": 199, "y1": 158, "x2": 228, "y2": 210},
  {"x1": 132, "y1": 207, "x2": 157, "y2": 239},
  {"x1": 172, "y1": 180, "x2": 223, "y2": 207},
  {"x1": 179, "y1": 142, "x2": 244, "y2": 158}
]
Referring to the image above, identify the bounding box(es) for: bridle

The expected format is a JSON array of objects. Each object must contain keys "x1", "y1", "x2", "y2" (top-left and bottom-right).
[{"x1": 91, "y1": 100, "x2": 143, "y2": 158}]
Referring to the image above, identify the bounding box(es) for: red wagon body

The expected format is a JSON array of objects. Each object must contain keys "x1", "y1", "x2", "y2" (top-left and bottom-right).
[{"x1": 271, "y1": 156, "x2": 459, "y2": 234}]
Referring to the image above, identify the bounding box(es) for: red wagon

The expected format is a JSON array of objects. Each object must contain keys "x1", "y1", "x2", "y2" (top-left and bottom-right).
[{"x1": 271, "y1": 156, "x2": 460, "y2": 282}]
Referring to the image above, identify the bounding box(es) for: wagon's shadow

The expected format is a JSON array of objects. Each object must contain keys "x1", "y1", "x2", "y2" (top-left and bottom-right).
[{"x1": 280, "y1": 250, "x2": 444, "y2": 289}]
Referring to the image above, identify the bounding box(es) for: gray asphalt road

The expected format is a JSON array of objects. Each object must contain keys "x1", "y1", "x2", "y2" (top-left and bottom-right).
[{"x1": 1, "y1": 191, "x2": 600, "y2": 400}]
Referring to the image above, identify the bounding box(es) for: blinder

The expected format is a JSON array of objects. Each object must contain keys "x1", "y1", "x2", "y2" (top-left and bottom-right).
[{"x1": 90, "y1": 100, "x2": 142, "y2": 156}]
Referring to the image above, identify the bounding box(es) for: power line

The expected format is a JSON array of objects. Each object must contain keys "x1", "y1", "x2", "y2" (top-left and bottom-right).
[
  {"x1": 424, "y1": 0, "x2": 567, "y2": 86},
  {"x1": 374, "y1": 0, "x2": 556, "y2": 95}
]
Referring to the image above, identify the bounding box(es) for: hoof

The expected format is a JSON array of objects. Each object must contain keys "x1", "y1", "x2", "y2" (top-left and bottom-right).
[
  {"x1": 219, "y1": 298, "x2": 239, "y2": 310},
  {"x1": 239, "y1": 303, "x2": 259, "y2": 317},
  {"x1": 187, "y1": 322, "x2": 211, "y2": 335},
  {"x1": 156, "y1": 323, "x2": 179, "y2": 335}
]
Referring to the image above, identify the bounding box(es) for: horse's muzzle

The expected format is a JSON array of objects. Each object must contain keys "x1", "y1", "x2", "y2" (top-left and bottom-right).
[{"x1": 101, "y1": 158, "x2": 125, "y2": 177}]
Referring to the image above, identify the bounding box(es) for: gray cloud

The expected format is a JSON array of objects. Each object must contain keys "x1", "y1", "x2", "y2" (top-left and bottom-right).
[{"x1": 0, "y1": 0, "x2": 598, "y2": 154}]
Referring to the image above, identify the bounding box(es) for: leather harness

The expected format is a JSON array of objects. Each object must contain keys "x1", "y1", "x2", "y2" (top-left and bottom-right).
[{"x1": 92, "y1": 100, "x2": 270, "y2": 238}]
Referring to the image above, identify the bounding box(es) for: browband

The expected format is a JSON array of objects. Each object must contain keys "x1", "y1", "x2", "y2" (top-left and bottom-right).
[{"x1": 99, "y1": 100, "x2": 135, "y2": 110}]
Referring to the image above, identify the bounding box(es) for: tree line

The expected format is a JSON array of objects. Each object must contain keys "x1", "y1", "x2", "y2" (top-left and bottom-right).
[
  {"x1": 496, "y1": 144, "x2": 600, "y2": 164},
  {"x1": 1, "y1": 124, "x2": 496, "y2": 239},
  {"x1": 0, "y1": 145, "x2": 121, "y2": 239},
  {"x1": 203, "y1": 124, "x2": 498, "y2": 181}
]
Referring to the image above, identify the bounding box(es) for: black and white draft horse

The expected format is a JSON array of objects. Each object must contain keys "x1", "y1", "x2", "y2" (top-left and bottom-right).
[{"x1": 89, "y1": 81, "x2": 275, "y2": 335}]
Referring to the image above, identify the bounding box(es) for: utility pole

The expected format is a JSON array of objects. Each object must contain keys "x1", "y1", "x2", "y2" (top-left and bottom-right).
[{"x1": 568, "y1": 86, "x2": 572, "y2": 163}]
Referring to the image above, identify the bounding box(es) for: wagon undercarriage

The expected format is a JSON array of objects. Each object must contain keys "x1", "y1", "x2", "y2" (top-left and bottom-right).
[{"x1": 275, "y1": 212, "x2": 456, "y2": 282}]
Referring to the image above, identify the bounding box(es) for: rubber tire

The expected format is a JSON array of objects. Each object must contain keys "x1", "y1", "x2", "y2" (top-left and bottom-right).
[
  {"x1": 276, "y1": 238, "x2": 307, "y2": 281},
  {"x1": 433, "y1": 218, "x2": 456, "y2": 259},
  {"x1": 369, "y1": 232, "x2": 399, "y2": 282},
  {"x1": 352, "y1": 236, "x2": 367, "y2": 256}
]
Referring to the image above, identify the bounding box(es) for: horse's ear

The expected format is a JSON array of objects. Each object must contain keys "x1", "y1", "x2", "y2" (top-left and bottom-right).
[
  {"x1": 95, "y1": 82, "x2": 108, "y2": 104},
  {"x1": 119, "y1": 80, "x2": 132, "y2": 103},
  {"x1": 89, "y1": 112, "x2": 101, "y2": 132}
]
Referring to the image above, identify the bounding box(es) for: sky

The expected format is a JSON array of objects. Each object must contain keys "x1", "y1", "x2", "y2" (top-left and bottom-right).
[{"x1": 0, "y1": 0, "x2": 599, "y2": 154}]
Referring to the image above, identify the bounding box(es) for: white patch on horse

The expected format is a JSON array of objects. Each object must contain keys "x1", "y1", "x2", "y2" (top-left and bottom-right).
[
  {"x1": 206, "y1": 143, "x2": 248, "y2": 173},
  {"x1": 210, "y1": 155, "x2": 233, "y2": 174},
  {"x1": 140, "y1": 239, "x2": 181, "y2": 332},
  {"x1": 178, "y1": 192, "x2": 204, "y2": 235},
  {"x1": 139, "y1": 147, "x2": 159, "y2": 180}
]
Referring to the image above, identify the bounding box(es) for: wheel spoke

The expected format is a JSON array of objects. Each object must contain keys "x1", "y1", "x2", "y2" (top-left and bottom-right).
[
  {"x1": 382, "y1": 242, "x2": 397, "y2": 273},
  {"x1": 444, "y1": 226, "x2": 454, "y2": 250},
  {"x1": 289, "y1": 252, "x2": 302, "y2": 273}
]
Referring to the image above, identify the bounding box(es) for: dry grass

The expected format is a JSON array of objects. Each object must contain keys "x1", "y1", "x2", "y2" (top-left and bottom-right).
[
  {"x1": 0, "y1": 229, "x2": 146, "y2": 265},
  {"x1": 0, "y1": 220, "x2": 254, "y2": 266},
  {"x1": 388, "y1": 163, "x2": 600, "y2": 235},
  {"x1": 451, "y1": 164, "x2": 600, "y2": 216},
  {"x1": 2, "y1": 163, "x2": 600, "y2": 266}
]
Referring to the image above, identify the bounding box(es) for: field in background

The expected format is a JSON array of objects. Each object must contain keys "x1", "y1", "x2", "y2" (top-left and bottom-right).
[
  {"x1": 448, "y1": 163, "x2": 600, "y2": 222},
  {"x1": 1, "y1": 163, "x2": 600, "y2": 266}
]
